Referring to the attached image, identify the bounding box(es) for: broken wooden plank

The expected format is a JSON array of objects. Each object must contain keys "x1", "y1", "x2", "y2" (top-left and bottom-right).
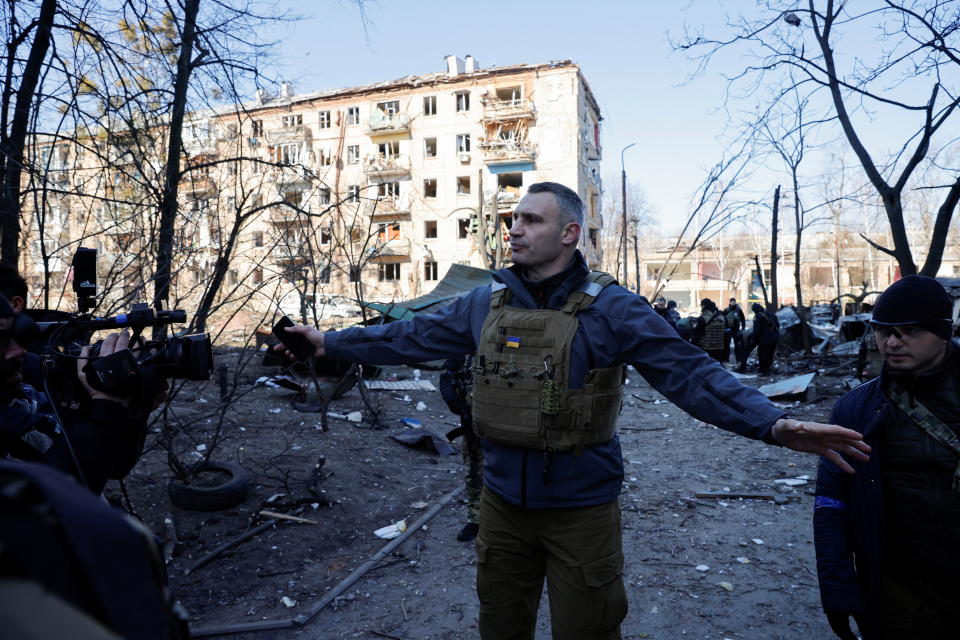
[{"x1": 258, "y1": 510, "x2": 318, "y2": 525}]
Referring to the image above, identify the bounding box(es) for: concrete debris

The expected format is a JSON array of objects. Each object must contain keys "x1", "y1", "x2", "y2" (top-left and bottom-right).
[
  {"x1": 757, "y1": 372, "x2": 816, "y2": 400},
  {"x1": 773, "y1": 477, "x2": 809, "y2": 487},
  {"x1": 374, "y1": 520, "x2": 407, "y2": 540},
  {"x1": 364, "y1": 380, "x2": 437, "y2": 391}
]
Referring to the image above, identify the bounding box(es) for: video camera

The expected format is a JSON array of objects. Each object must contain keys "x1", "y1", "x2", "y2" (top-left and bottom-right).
[{"x1": 26, "y1": 247, "x2": 213, "y2": 403}]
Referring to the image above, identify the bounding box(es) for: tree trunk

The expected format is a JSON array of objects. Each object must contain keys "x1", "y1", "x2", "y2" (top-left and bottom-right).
[
  {"x1": 193, "y1": 216, "x2": 244, "y2": 333},
  {"x1": 769, "y1": 185, "x2": 780, "y2": 311},
  {"x1": 0, "y1": 0, "x2": 57, "y2": 266},
  {"x1": 753, "y1": 254, "x2": 769, "y2": 309},
  {"x1": 920, "y1": 177, "x2": 960, "y2": 276},
  {"x1": 792, "y1": 185, "x2": 811, "y2": 354},
  {"x1": 153, "y1": 0, "x2": 200, "y2": 312}
]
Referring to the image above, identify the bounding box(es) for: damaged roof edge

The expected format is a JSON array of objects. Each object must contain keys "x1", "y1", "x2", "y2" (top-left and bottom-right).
[
  {"x1": 577, "y1": 69, "x2": 602, "y2": 122},
  {"x1": 218, "y1": 60, "x2": 584, "y2": 116}
]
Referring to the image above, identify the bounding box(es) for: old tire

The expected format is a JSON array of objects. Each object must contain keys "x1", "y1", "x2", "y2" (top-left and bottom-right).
[{"x1": 167, "y1": 462, "x2": 252, "y2": 512}]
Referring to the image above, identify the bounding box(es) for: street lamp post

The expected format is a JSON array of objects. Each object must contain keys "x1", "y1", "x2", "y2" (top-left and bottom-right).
[{"x1": 620, "y1": 143, "x2": 637, "y2": 288}]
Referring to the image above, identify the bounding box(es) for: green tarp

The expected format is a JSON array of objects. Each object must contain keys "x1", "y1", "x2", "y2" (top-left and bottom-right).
[{"x1": 363, "y1": 263, "x2": 495, "y2": 321}]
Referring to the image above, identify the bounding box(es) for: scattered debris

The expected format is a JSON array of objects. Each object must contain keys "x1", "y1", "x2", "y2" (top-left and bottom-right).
[
  {"x1": 773, "y1": 476, "x2": 809, "y2": 487},
  {"x1": 400, "y1": 418, "x2": 422, "y2": 428},
  {"x1": 374, "y1": 520, "x2": 407, "y2": 540},
  {"x1": 695, "y1": 491, "x2": 777, "y2": 501},
  {"x1": 259, "y1": 510, "x2": 318, "y2": 525},
  {"x1": 752, "y1": 538, "x2": 765, "y2": 545},
  {"x1": 365, "y1": 380, "x2": 437, "y2": 391},
  {"x1": 718, "y1": 581, "x2": 734, "y2": 592},
  {"x1": 255, "y1": 375, "x2": 306, "y2": 393},
  {"x1": 757, "y1": 372, "x2": 816, "y2": 400},
  {"x1": 390, "y1": 428, "x2": 456, "y2": 455},
  {"x1": 162, "y1": 514, "x2": 178, "y2": 565},
  {"x1": 281, "y1": 596, "x2": 297, "y2": 608},
  {"x1": 695, "y1": 564, "x2": 709, "y2": 572},
  {"x1": 736, "y1": 557, "x2": 750, "y2": 564}
]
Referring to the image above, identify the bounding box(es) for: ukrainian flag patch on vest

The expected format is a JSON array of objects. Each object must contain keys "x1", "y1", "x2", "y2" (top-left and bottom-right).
[{"x1": 506, "y1": 336, "x2": 521, "y2": 348}]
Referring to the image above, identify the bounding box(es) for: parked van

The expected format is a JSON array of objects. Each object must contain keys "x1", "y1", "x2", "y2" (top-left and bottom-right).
[{"x1": 279, "y1": 292, "x2": 361, "y2": 320}]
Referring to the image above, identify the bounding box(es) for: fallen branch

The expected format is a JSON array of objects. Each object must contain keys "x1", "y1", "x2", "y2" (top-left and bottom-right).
[
  {"x1": 258, "y1": 510, "x2": 318, "y2": 525},
  {"x1": 189, "y1": 484, "x2": 465, "y2": 637},
  {"x1": 184, "y1": 519, "x2": 277, "y2": 576}
]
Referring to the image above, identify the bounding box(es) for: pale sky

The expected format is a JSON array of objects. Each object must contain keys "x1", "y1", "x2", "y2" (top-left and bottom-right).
[{"x1": 259, "y1": 0, "x2": 941, "y2": 232}]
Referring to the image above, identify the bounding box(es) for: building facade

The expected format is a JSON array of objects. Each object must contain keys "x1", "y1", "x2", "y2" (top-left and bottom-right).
[{"x1": 21, "y1": 57, "x2": 603, "y2": 327}]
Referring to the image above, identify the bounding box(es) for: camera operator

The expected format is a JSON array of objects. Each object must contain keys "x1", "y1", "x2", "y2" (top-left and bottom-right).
[{"x1": 0, "y1": 288, "x2": 147, "y2": 495}]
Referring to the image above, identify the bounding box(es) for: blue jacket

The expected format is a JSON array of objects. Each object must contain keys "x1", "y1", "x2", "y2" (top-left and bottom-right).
[
  {"x1": 326, "y1": 255, "x2": 786, "y2": 508},
  {"x1": 814, "y1": 375, "x2": 890, "y2": 632}
]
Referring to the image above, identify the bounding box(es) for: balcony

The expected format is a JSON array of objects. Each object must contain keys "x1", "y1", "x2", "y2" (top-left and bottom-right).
[
  {"x1": 363, "y1": 154, "x2": 410, "y2": 177},
  {"x1": 268, "y1": 208, "x2": 309, "y2": 226},
  {"x1": 495, "y1": 188, "x2": 521, "y2": 211},
  {"x1": 369, "y1": 237, "x2": 411, "y2": 258},
  {"x1": 271, "y1": 240, "x2": 306, "y2": 258},
  {"x1": 479, "y1": 140, "x2": 537, "y2": 166},
  {"x1": 482, "y1": 98, "x2": 536, "y2": 121},
  {"x1": 369, "y1": 196, "x2": 411, "y2": 219},
  {"x1": 365, "y1": 112, "x2": 411, "y2": 137},
  {"x1": 266, "y1": 125, "x2": 312, "y2": 144},
  {"x1": 183, "y1": 176, "x2": 215, "y2": 196}
]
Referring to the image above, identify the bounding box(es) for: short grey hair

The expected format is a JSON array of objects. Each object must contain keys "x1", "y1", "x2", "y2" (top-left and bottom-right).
[{"x1": 527, "y1": 182, "x2": 585, "y2": 228}]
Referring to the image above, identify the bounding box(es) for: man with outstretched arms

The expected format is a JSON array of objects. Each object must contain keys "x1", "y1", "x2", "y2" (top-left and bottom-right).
[{"x1": 281, "y1": 182, "x2": 870, "y2": 640}]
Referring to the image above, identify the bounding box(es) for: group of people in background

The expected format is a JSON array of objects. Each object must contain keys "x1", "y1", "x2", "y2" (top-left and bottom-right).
[{"x1": 651, "y1": 294, "x2": 781, "y2": 374}]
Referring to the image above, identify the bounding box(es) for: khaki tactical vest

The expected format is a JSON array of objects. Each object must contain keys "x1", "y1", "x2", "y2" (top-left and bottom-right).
[{"x1": 471, "y1": 271, "x2": 626, "y2": 452}]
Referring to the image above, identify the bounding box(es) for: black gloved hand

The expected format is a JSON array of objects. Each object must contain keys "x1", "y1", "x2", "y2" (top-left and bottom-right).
[{"x1": 826, "y1": 610, "x2": 862, "y2": 640}]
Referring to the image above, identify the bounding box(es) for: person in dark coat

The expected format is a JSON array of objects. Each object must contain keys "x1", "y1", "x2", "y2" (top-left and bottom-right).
[
  {"x1": 815, "y1": 275, "x2": 960, "y2": 639},
  {"x1": 652, "y1": 296, "x2": 679, "y2": 333},
  {"x1": 694, "y1": 298, "x2": 727, "y2": 361},
  {"x1": 723, "y1": 297, "x2": 746, "y2": 363},
  {"x1": 752, "y1": 302, "x2": 780, "y2": 375}
]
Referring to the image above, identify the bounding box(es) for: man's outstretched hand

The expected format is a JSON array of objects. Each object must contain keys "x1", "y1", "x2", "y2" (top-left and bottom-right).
[
  {"x1": 771, "y1": 418, "x2": 871, "y2": 474},
  {"x1": 273, "y1": 324, "x2": 326, "y2": 359}
]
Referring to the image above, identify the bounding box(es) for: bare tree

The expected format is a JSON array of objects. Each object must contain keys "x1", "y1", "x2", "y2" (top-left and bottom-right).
[
  {"x1": 678, "y1": 0, "x2": 960, "y2": 276},
  {"x1": 601, "y1": 177, "x2": 657, "y2": 290}
]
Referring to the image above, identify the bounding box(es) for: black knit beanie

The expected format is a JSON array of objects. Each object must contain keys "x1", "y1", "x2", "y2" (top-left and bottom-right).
[{"x1": 872, "y1": 275, "x2": 954, "y2": 339}]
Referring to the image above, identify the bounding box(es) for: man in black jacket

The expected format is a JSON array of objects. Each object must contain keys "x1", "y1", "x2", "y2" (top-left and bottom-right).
[
  {"x1": 738, "y1": 303, "x2": 780, "y2": 374},
  {"x1": 815, "y1": 275, "x2": 960, "y2": 639},
  {"x1": 723, "y1": 297, "x2": 746, "y2": 363}
]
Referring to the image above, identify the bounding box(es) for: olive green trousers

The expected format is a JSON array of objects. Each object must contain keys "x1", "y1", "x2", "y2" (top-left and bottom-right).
[{"x1": 475, "y1": 488, "x2": 627, "y2": 640}]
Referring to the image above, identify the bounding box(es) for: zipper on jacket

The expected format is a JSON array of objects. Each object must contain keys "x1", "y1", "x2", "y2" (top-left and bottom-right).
[{"x1": 520, "y1": 449, "x2": 528, "y2": 508}]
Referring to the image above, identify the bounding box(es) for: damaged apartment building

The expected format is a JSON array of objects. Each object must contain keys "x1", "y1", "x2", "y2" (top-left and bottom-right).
[{"x1": 20, "y1": 57, "x2": 603, "y2": 322}]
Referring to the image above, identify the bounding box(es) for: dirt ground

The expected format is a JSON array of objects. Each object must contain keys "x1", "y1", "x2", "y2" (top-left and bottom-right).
[{"x1": 116, "y1": 347, "x2": 855, "y2": 640}]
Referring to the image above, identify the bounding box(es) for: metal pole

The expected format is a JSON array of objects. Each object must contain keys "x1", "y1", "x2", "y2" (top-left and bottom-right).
[{"x1": 620, "y1": 143, "x2": 636, "y2": 288}]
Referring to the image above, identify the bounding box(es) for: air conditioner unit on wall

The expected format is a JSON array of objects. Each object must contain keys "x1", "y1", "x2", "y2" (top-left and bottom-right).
[{"x1": 458, "y1": 153, "x2": 471, "y2": 163}]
